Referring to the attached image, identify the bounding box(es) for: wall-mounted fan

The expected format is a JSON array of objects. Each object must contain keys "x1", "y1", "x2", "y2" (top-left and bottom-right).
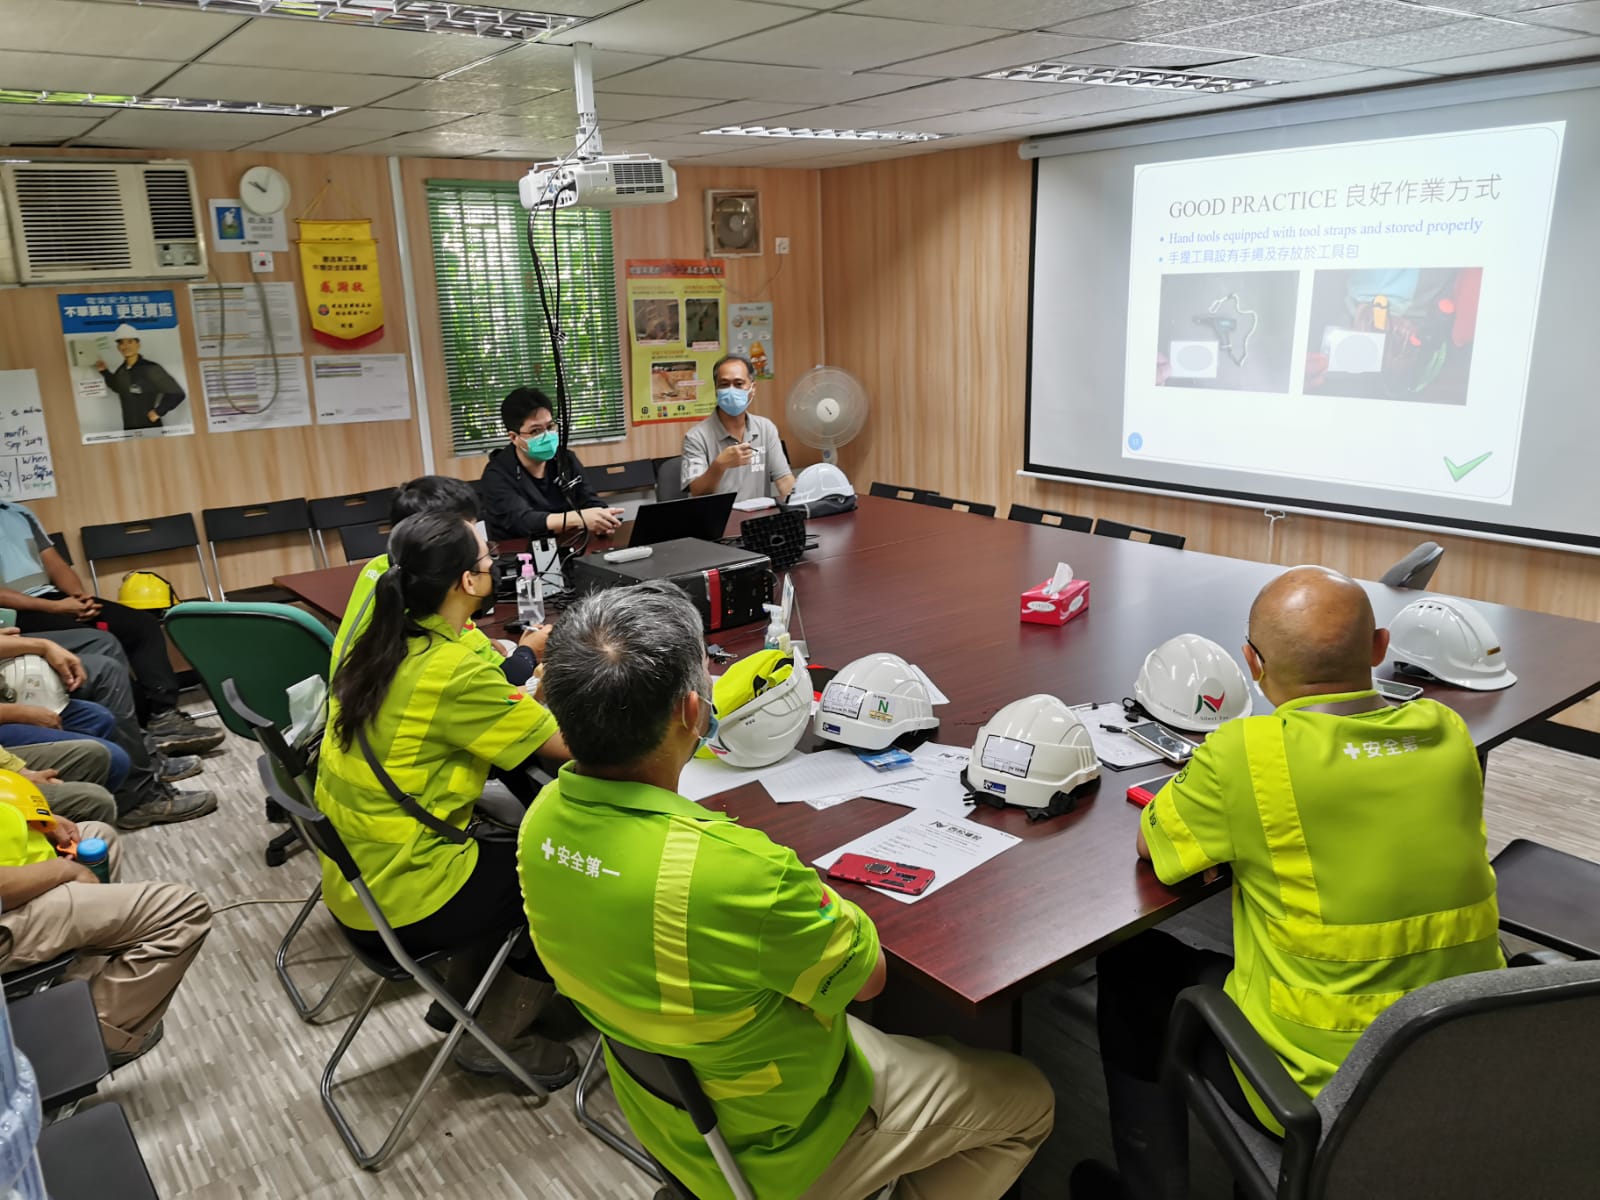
[
  {"x1": 787, "y1": 366, "x2": 870, "y2": 463},
  {"x1": 706, "y1": 189, "x2": 761, "y2": 257}
]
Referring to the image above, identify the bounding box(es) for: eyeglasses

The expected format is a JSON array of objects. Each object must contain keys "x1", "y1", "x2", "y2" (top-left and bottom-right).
[
  {"x1": 1246, "y1": 636, "x2": 1265, "y2": 666},
  {"x1": 518, "y1": 421, "x2": 554, "y2": 436}
]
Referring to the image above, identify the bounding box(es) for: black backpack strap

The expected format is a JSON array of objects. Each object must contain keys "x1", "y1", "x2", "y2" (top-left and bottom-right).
[{"x1": 354, "y1": 724, "x2": 469, "y2": 844}]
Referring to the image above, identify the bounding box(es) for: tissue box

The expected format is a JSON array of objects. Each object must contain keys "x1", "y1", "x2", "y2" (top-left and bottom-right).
[{"x1": 1020, "y1": 577, "x2": 1090, "y2": 626}]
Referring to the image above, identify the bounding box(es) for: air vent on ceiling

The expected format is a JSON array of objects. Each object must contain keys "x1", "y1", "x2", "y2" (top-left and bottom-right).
[{"x1": 0, "y1": 159, "x2": 207, "y2": 284}]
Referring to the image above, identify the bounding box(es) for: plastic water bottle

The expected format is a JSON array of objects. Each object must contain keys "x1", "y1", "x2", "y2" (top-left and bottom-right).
[
  {"x1": 77, "y1": 837, "x2": 110, "y2": 884},
  {"x1": 0, "y1": 905, "x2": 47, "y2": 1200},
  {"x1": 515, "y1": 553, "x2": 544, "y2": 628}
]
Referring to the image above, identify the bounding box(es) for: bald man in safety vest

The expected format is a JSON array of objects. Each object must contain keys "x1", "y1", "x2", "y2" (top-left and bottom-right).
[{"x1": 1075, "y1": 565, "x2": 1502, "y2": 1200}]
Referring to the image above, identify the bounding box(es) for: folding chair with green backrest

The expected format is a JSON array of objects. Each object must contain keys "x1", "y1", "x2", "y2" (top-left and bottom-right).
[{"x1": 162, "y1": 601, "x2": 354, "y2": 1021}]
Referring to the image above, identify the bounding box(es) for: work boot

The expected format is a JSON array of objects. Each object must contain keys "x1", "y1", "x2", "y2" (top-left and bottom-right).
[
  {"x1": 158, "y1": 754, "x2": 203, "y2": 783},
  {"x1": 108, "y1": 1020, "x2": 165, "y2": 1069},
  {"x1": 452, "y1": 973, "x2": 578, "y2": 1090},
  {"x1": 1101, "y1": 1070, "x2": 1192, "y2": 1200},
  {"x1": 147, "y1": 710, "x2": 226, "y2": 756},
  {"x1": 117, "y1": 784, "x2": 218, "y2": 829},
  {"x1": 427, "y1": 988, "x2": 587, "y2": 1040}
]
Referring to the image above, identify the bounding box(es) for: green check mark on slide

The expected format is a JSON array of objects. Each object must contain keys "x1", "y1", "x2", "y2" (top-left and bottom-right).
[{"x1": 1444, "y1": 451, "x2": 1493, "y2": 482}]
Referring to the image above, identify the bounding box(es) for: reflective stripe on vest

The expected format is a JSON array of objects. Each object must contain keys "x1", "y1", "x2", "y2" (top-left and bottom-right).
[{"x1": 1242, "y1": 713, "x2": 1499, "y2": 1026}]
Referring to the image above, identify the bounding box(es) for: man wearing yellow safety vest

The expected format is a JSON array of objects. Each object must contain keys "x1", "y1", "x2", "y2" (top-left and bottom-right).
[
  {"x1": 1075, "y1": 565, "x2": 1502, "y2": 1200},
  {"x1": 521, "y1": 582, "x2": 1055, "y2": 1200}
]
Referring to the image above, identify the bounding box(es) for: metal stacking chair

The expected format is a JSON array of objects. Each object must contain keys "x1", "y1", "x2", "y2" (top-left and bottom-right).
[{"x1": 245, "y1": 707, "x2": 551, "y2": 1169}]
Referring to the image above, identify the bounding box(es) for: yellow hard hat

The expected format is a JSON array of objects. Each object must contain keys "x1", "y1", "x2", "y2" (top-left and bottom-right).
[
  {"x1": 0, "y1": 770, "x2": 53, "y2": 826},
  {"x1": 118, "y1": 570, "x2": 178, "y2": 610}
]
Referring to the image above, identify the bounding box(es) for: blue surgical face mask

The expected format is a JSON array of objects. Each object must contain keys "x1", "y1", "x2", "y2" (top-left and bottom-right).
[
  {"x1": 522, "y1": 429, "x2": 559, "y2": 461},
  {"x1": 715, "y1": 387, "x2": 751, "y2": 416},
  {"x1": 694, "y1": 689, "x2": 719, "y2": 756}
]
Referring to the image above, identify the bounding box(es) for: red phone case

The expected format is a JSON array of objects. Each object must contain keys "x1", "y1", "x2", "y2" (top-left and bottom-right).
[
  {"x1": 828, "y1": 853, "x2": 936, "y2": 896},
  {"x1": 1126, "y1": 773, "x2": 1176, "y2": 808}
]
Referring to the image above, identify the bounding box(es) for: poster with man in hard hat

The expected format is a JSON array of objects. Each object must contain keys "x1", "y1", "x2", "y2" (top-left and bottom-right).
[{"x1": 59, "y1": 291, "x2": 195, "y2": 444}]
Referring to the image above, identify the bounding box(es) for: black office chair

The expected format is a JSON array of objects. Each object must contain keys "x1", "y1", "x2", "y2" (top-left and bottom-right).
[
  {"x1": 868, "y1": 482, "x2": 939, "y2": 503},
  {"x1": 586, "y1": 458, "x2": 656, "y2": 496},
  {"x1": 244, "y1": 707, "x2": 553, "y2": 1169},
  {"x1": 201, "y1": 497, "x2": 316, "y2": 602},
  {"x1": 80, "y1": 511, "x2": 213, "y2": 599},
  {"x1": 1380, "y1": 542, "x2": 1444, "y2": 590},
  {"x1": 575, "y1": 1037, "x2": 756, "y2": 1200},
  {"x1": 10, "y1": 979, "x2": 109, "y2": 1114},
  {"x1": 656, "y1": 456, "x2": 687, "y2": 502},
  {"x1": 2, "y1": 950, "x2": 77, "y2": 1000},
  {"x1": 1007, "y1": 503, "x2": 1093, "y2": 532},
  {"x1": 1165, "y1": 959, "x2": 1600, "y2": 1199},
  {"x1": 38, "y1": 1102, "x2": 159, "y2": 1200},
  {"x1": 1093, "y1": 518, "x2": 1186, "y2": 550},
  {"x1": 1490, "y1": 838, "x2": 1600, "y2": 960},
  {"x1": 338, "y1": 519, "x2": 392, "y2": 562},
  {"x1": 309, "y1": 488, "x2": 398, "y2": 567},
  {"x1": 47, "y1": 531, "x2": 73, "y2": 565},
  {"x1": 918, "y1": 494, "x2": 996, "y2": 518}
]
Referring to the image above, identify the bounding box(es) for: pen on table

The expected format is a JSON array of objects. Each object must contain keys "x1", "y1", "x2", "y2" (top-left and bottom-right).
[{"x1": 1100, "y1": 723, "x2": 1126, "y2": 733}]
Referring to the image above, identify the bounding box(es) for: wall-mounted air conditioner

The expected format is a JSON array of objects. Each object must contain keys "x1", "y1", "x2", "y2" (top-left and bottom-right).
[{"x1": 0, "y1": 160, "x2": 207, "y2": 285}]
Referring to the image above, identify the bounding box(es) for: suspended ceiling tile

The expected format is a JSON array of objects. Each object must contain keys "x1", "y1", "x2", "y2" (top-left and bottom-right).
[
  {"x1": 857, "y1": 77, "x2": 1084, "y2": 111},
  {"x1": 1169, "y1": 0, "x2": 1462, "y2": 56},
  {"x1": 547, "y1": 0, "x2": 816, "y2": 55},
  {"x1": 1217, "y1": 68, "x2": 1433, "y2": 99},
  {"x1": 1063, "y1": 41, "x2": 1260, "y2": 69},
  {"x1": 439, "y1": 44, "x2": 660, "y2": 89},
  {"x1": 0, "y1": 114, "x2": 103, "y2": 141},
  {"x1": 605, "y1": 59, "x2": 916, "y2": 104},
  {"x1": 1200, "y1": 55, "x2": 1388, "y2": 81},
  {"x1": 1402, "y1": 32, "x2": 1600, "y2": 70},
  {"x1": 372, "y1": 81, "x2": 561, "y2": 112},
  {"x1": 85, "y1": 108, "x2": 314, "y2": 144},
  {"x1": 496, "y1": 92, "x2": 725, "y2": 121},
  {"x1": 241, "y1": 126, "x2": 387, "y2": 154},
  {"x1": 195, "y1": 18, "x2": 509, "y2": 79},
  {"x1": 696, "y1": 13, "x2": 1002, "y2": 70},
  {"x1": 313, "y1": 107, "x2": 475, "y2": 134},
  {"x1": 0, "y1": 50, "x2": 184, "y2": 95},
  {"x1": 889, "y1": 107, "x2": 1074, "y2": 134},
  {"x1": 1391, "y1": 0, "x2": 1584, "y2": 11},
  {"x1": 668, "y1": 99, "x2": 816, "y2": 126},
  {"x1": 0, "y1": 0, "x2": 243, "y2": 60},
  {"x1": 1303, "y1": 19, "x2": 1581, "y2": 66},
  {"x1": 880, "y1": 32, "x2": 1118, "y2": 78},
  {"x1": 839, "y1": 0, "x2": 1133, "y2": 30},
  {"x1": 600, "y1": 118, "x2": 719, "y2": 140},
  {"x1": 158, "y1": 64, "x2": 417, "y2": 109},
  {"x1": 981, "y1": 85, "x2": 1193, "y2": 119},
  {"x1": 1049, "y1": 0, "x2": 1324, "y2": 42},
  {"x1": 1507, "y1": 1, "x2": 1600, "y2": 32},
  {"x1": 448, "y1": 110, "x2": 584, "y2": 138}
]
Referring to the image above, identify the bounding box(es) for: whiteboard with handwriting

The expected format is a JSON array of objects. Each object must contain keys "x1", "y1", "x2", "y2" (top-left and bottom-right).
[{"x1": 0, "y1": 371, "x2": 57, "y2": 501}]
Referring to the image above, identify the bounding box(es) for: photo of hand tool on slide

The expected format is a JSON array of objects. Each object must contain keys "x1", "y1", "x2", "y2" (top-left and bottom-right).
[
  {"x1": 1154, "y1": 271, "x2": 1298, "y2": 393},
  {"x1": 1303, "y1": 267, "x2": 1482, "y2": 405}
]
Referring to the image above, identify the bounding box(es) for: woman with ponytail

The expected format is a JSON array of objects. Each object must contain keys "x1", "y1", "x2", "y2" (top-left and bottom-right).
[{"x1": 315, "y1": 511, "x2": 578, "y2": 1090}]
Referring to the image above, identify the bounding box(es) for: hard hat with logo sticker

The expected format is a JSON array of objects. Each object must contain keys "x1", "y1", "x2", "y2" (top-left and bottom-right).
[
  {"x1": 118, "y1": 570, "x2": 178, "y2": 611},
  {"x1": 699, "y1": 647, "x2": 814, "y2": 768},
  {"x1": 961, "y1": 694, "x2": 1100, "y2": 820},
  {"x1": 813, "y1": 651, "x2": 938, "y2": 752},
  {"x1": 785, "y1": 463, "x2": 857, "y2": 517},
  {"x1": 1134, "y1": 633, "x2": 1253, "y2": 733},
  {"x1": 0, "y1": 654, "x2": 68, "y2": 714},
  {"x1": 1388, "y1": 596, "x2": 1516, "y2": 691},
  {"x1": 0, "y1": 770, "x2": 54, "y2": 827}
]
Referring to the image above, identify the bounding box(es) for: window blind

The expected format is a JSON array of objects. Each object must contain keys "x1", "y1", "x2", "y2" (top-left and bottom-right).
[{"x1": 426, "y1": 179, "x2": 625, "y2": 454}]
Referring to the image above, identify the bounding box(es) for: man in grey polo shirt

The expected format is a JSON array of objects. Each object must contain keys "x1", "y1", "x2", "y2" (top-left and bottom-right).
[{"x1": 682, "y1": 353, "x2": 795, "y2": 503}]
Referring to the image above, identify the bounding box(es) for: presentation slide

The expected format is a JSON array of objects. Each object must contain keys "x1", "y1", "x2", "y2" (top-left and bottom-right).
[
  {"x1": 1125, "y1": 123, "x2": 1562, "y2": 506},
  {"x1": 1025, "y1": 66, "x2": 1600, "y2": 550}
]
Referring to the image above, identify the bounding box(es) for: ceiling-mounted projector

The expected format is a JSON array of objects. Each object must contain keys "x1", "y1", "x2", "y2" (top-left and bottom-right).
[
  {"x1": 520, "y1": 156, "x2": 678, "y2": 211},
  {"x1": 518, "y1": 41, "x2": 675, "y2": 211}
]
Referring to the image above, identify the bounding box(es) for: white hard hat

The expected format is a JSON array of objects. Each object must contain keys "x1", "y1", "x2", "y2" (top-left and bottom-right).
[
  {"x1": 814, "y1": 651, "x2": 938, "y2": 751},
  {"x1": 786, "y1": 462, "x2": 857, "y2": 517},
  {"x1": 0, "y1": 654, "x2": 68, "y2": 714},
  {"x1": 112, "y1": 323, "x2": 141, "y2": 340},
  {"x1": 702, "y1": 648, "x2": 814, "y2": 768},
  {"x1": 1388, "y1": 597, "x2": 1516, "y2": 691},
  {"x1": 962, "y1": 694, "x2": 1099, "y2": 819},
  {"x1": 1135, "y1": 633, "x2": 1253, "y2": 733}
]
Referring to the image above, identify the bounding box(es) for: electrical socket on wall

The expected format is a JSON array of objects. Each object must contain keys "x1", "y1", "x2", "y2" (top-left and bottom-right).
[
  {"x1": 251, "y1": 251, "x2": 274, "y2": 272},
  {"x1": 774, "y1": 236, "x2": 790, "y2": 255}
]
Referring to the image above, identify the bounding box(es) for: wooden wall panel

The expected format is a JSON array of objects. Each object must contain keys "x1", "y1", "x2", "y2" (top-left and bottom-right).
[
  {"x1": 0, "y1": 144, "x2": 421, "y2": 597},
  {"x1": 396, "y1": 157, "x2": 824, "y2": 481},
  {"x1": 819, "y1": 142, "x2": 1600, "y2": 730}
]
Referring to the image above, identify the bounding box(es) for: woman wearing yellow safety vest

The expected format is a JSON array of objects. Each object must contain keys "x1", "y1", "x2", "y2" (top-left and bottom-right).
[{"x1": 318, "y1": 511, "x2": 578, "y2": 1090}]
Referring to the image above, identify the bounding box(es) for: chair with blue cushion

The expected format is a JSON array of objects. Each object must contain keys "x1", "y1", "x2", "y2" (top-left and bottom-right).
[{"x1": 163, "y1": 601, "x2": 353, "y2": 1020}]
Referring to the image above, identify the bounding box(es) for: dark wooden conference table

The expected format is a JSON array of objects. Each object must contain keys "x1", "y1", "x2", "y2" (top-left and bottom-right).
[{"x1": 276, "y1": 496, "x2": 1600, "y2": 1047}]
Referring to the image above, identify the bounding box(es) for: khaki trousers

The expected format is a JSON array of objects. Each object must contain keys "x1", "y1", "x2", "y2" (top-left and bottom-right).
[
  {"x1": 13, "y1": 739, "x2": 119, "y2": 825},
  {"x1": 801, "y1": 1017, "x2": 1056, "y2": 1200},
  {"x1": 0, "y1": 822, "x2": 212, "y2": 1054}
]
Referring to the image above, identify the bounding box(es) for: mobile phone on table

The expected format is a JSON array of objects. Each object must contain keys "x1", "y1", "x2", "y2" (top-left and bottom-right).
[
  {"x1": 1125, "y1": 721, "x2": 1197, "y2": 765},
  {"x1": 828, "y1": 854, "x2": 936, "y2": 896},
  {"x1": 1375, "y1": 678, "x2": 1424, "y2": 702},
  {"x1": 1126, "y1": 773, "x2": 1175, "y2": 808}
]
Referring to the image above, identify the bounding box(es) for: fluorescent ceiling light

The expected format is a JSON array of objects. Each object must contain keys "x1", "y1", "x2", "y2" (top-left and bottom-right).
[
  {"x1": 119, "y1": 0, "x2": 576, "y2": 40},
  {"x1": 699, "y1": 125, "x2": 942, "y2": 143},
  {"x1": 985, "y1": 64, "x2": 1280, "y2": 93},
  {"x1": 0, "y1": 88, "x2": 344, "y2": 117}
]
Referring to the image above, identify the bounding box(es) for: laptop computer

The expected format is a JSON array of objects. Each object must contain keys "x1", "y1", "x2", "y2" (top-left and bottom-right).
[{"x1": 613, "y1": 492, "x2": 736, "y2": 548}]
